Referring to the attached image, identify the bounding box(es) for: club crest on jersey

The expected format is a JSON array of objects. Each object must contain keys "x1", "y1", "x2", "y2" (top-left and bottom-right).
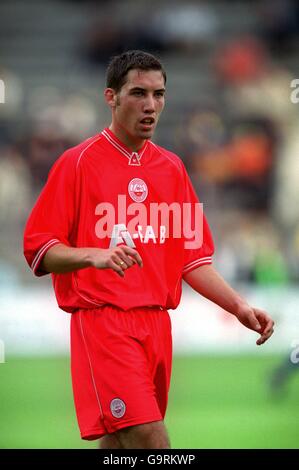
[
  {"x1": 110, "y1": 398, "x2": 126, "y2": 418},
  {"x1": 128, "y1": 178, "x2": 148, "y2": 202}
]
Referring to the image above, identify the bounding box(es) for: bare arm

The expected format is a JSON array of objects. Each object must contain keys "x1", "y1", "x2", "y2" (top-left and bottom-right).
[
  {"x1": 183, "y1": 264, "x2": 274, "y2": 345},
  {"x1": 41, "y1": 243, "x2": 143, "y2": 278}
]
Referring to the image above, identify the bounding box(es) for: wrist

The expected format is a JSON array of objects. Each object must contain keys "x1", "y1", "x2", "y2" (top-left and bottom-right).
[
  {"x1": 82, "y1": 248, "x2": 97, "y2": 268},
  {"x1": 83, "y1": 247, "x2": 107, "y2": 269},
  {"x1": 232, "y1": 298, "x2": 250, "y2": 317}
]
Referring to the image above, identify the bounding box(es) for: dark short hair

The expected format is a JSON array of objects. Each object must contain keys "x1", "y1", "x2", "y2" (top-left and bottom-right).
[{"x1": 106, "y1": 50, "x2": 167, "y2": 92}]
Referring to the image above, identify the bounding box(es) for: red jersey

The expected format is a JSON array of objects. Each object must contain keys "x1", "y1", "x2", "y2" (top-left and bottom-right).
[{"x1": 23, "y1": 128, "x2": 214, "y2": 313}]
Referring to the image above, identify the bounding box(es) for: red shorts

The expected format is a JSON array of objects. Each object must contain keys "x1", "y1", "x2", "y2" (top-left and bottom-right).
[{"x1": 70, "y1": 305, "x2": 172, "y2": 440}]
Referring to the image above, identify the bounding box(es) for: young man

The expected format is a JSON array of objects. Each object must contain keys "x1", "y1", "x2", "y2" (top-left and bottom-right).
[{"x1": 23, "y1": 50, "x2": 274, "y2": 449}]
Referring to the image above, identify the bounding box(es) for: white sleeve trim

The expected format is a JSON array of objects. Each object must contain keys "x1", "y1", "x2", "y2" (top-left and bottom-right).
[
  {"x1": 31, "y1": 239, "x2": 61, "y2": 274},
  {"x1": 182, "y1": 256, "x2": 212, "y2": 275}
]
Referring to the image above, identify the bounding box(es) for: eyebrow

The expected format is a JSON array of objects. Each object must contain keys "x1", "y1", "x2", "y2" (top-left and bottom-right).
[{"x1": 130, "y1": 86, "x2": 166, "y2": 93}]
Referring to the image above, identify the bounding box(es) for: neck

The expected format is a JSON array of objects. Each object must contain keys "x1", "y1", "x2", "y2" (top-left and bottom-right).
[{"x1": 109, "y1": 123, "x2": 145, "y2": 152}]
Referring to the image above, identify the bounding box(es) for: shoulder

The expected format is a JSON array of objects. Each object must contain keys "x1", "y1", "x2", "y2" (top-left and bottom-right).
[
  {"x1": 150, "y1": 142, "x2": 186, "y2": 173},
  {"x1": 64, "y1": 133, "x2": 103, "y2": 168},
  {"x1": 51, "y1": 133, "x2": 103, "y2": 173}
]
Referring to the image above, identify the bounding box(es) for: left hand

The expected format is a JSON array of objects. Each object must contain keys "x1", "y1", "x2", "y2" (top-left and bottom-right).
[{"x1": 235, "y1": 305, "x2": 275, "y2": 345}]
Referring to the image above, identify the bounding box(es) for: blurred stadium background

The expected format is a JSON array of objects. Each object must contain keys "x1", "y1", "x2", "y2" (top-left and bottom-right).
[{"x1": 0, "y1": 0, "x2": 299, "y2": 449}]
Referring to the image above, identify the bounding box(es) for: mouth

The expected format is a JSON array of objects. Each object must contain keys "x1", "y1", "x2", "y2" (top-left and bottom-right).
[{"x1": 140, "y1": 117, "x2": 155, "y2": 129}]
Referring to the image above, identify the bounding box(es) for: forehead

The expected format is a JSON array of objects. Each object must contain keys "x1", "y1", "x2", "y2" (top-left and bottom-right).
[{"x1": 123, "y1": 69, "x2": 165, "y2": 90}]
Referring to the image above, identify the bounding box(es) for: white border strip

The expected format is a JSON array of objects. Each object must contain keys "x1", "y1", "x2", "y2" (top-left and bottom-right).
[
  {"x1": 79, "y1": 311, "x2": 104, "y2": 420},
  {"x1": 183, "y1": 256, "x2": 212, "y2": 274},
  {"x1": 102, "y1": 130, "x2": 131, "y2": 160},
  {"x1": 76, "y1": 135, "x2": 103, "y2": 169},
  {"x1": 102, "y1": 130, "x2": 148, "y2": 162},
  {"x1": 31, "y1": 239, "x2": 61, "y2": 273}
]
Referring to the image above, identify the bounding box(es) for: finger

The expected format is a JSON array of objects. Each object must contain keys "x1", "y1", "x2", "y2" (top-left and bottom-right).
[
  {"x1": 247, "y1": 312, "x2": 261, "y2": 332},
  {"x1": 113, "y1": 248, "x2": 136, "y2": 268},
  {"x1": 130, "y1": 251, "x2": 143, "y2": 268},
  {"x1": 256, "y1": 328, "x2": 274, "y2": 345},
  {"x1": 128, "y1": 255, "x2": 138, "y2": 265},
  {"x1": 121, "y1": 246, "x2": 143, "y2": 267},
  {"x1": 255, "y1": 313, "x2": 274, "y2": 338},
  {"x1": 255, "y1": 310, "x2": 273, "y2": 328},
  {"x1": 107, "y1": 259, "x2": 125, "y2": 277},
  {"x1": 120, "y1": 255, "x2": 134, "y2": 268},
  {"x1": 112, "y1": 255, "x2": 128, "y2": 271},
  {"x1": 263, "y1": 319, "x2": 275, "y2": 335}
]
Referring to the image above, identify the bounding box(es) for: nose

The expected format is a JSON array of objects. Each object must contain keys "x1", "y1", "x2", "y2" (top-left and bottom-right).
[{"x1": 143, "y1": 94, "x2": 155, "y2": 113}]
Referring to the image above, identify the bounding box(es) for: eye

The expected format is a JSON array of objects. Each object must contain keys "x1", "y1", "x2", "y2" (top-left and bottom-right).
[
  {"x1": 132, "y1": 90, "x2": 144, "y2": 96},
  {"x1": 155, "y1": 91, "x2": 165, "y2": 98}
]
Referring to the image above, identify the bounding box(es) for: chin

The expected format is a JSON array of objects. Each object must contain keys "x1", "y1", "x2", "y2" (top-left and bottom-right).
[{"x1": 140, "y1": 130, "x2": 154, "y2": 140}]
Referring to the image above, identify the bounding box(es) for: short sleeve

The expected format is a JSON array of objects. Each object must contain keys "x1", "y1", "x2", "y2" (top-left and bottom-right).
[
  {"x1": 23, "y1": 150, "x2": 77, "y2": 276},
  {"x1": 180, "y1": 163, "x2": 215, "y2": 276}
]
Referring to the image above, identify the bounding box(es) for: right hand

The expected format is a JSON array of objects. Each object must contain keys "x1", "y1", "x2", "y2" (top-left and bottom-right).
[{"x1": 89, "y1": 246, "x2": 143, "y2": 278}]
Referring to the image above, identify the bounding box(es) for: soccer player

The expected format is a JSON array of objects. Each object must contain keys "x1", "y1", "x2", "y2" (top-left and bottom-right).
[{"x1": 23, "y1": 50, "x2": 274, "y2": 449}]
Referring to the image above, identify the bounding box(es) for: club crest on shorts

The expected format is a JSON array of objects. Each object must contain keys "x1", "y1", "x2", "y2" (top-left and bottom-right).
[
  {"x1": 128, "y1": 178, "x2": 148, "y2": 202},
  {"x1": 110, "y1": 398, "x2": 126, "y2": 418}
]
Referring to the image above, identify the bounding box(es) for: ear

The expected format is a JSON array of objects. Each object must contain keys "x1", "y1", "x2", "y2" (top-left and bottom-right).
[{"x1": 104, "y1": 88, "x2": 117, "y2": 108}]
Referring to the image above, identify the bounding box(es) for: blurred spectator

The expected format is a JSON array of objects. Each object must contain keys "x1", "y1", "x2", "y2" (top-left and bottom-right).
[
  {"x1": 84, "y1": 1, "x2": 218, "y2": 66},
  {"x1": 258, "y1": 0, "x2": 299, "y2": 54},
  {"x1": 273, "y1": 122, "x2": 299, "y2": 235},
  {"x1": 253, "y1": 219, "x2": 289, "y2": 285},
  {"x1": 85, "y1": 17, "x2": 125, "y2": 65},
  {"x1": 213, "y1": 210, "x2": 289, "y2": 283},
  {"x1": 179, "y1": 108, "x2": 276, "y2": 211},
  {"x1": 213, "y1": 36, "x2": 293, "y2": 129},
  {"x1": 0, "y1": 66, "x2": 23, "y2": 118},
  {"x1": 19, "y1": 87, "x2": 100, "y2": 190},
  {"x1": 213, "y1": 36, "x2": 266, "y2": 86},
  {"x1": 84, "y1": 5, "x2": 167, "y2": 66},
  {"x1": 269, "y1": 354, "x2": 299, "y2": 397},
  {"x1": 27, "y1": 87, "x2": 100, "y2": 141},
  {"x1": 209, "y1": 118, "x2": 275, "y2": 210},
  {"x1": 0, "y1": 66, "x2": 24, "y2": 142},
  {"x1": 18, "y1": 123, "x2": 75, "y2": 193},
  {"x1": 175, "y1": 108, "x2": 226, "y2": 169},
  {"x1": 152, "y1": 2, "x2": 218, "y2": 52},
  {"x1": 0, "y1": 144, "x2": 31, "y2": 228},
  {"x1": 213, "y1": 36, "x2": 299, "y2": 238}
]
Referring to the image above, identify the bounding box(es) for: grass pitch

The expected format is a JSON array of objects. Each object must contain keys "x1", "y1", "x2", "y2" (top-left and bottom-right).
[{"x1": 0, "y1": 354, "x2": 298, "y2": 448}]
